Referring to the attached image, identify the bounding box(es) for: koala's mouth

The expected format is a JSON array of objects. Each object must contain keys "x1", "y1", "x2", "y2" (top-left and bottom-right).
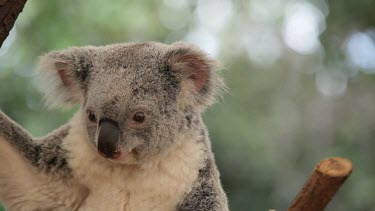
[{"x1": 96, "y1": 119, "x2": 139, "y2": 161}]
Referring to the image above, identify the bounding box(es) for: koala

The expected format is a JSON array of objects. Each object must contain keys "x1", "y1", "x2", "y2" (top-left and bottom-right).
[{"x1": 0, "y1": 42, "x2": 228, "y2": 211}]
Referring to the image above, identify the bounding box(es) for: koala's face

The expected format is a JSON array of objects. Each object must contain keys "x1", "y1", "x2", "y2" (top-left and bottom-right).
[
  {"x1": 38, "y1": 42, "x2": 222, "y2": 164},
  {"x1": 83, "y1": 43, "x2": 183, "y2": 164}
]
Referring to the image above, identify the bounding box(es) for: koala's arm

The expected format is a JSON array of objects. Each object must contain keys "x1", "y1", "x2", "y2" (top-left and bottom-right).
[
  {"x1": 0, "y1": 110, "x2": 87, "y2": 210},
  {"x1": 0, "y1": 110, "x2": 70, "y2": 173},
  {"x1": 178, "y1": 158, "x2": 229, "y2": 211}
]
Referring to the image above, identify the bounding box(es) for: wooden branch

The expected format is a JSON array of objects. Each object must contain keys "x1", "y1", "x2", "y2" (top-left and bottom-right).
[
  {"x1": 288, "y1": 157, "x2": 352, "y2": 211},
  {"x1": 0, "y1": 0, "x2": 9, "y2": 6},
  {"x1": 0, "y1": 0, "x2": 27, "y2": 47}
]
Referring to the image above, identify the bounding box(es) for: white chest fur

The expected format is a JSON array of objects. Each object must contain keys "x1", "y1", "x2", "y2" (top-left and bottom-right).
[{"x1": 64, "y1": 116, "x2": 204, "y2": 211}]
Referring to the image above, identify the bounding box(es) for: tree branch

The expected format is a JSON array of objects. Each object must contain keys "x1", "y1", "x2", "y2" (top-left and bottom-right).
[
  {"x1": 288, "y1": 157, "x2": 353, "y2": 211},
  {"x1": 0, "y1": 0, "x2": 27, "y2": 47}
]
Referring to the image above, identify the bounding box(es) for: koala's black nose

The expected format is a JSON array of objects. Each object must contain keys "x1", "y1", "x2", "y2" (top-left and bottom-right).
[{"x1": 97, "y1": 119, "x2": 120, "y2": 158}]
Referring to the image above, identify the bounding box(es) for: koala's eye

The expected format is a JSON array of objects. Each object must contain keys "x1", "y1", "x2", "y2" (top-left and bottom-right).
[
  {"x1": 86, "y1": 110, "x2": 97, "y2": 122},
  {"x1": 132, "y1": 112, "x2": 145, "y2": 123}
]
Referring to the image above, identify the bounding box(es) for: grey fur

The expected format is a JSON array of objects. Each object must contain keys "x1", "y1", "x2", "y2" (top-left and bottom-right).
[
  {"x1": 0, "y1": 42, "x2": 228, "y2": 210},
  {"x1": 0, "y1": 111, "x2": 71, "y2": 175},
  {"x1": 178, "y1": 117, "x2": 228, "y2": 211},
  {"x1": 178, "y1": 158, "x2": 228, "y2": 211}
]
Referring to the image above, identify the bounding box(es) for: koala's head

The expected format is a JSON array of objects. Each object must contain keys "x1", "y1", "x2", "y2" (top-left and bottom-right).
[{"x1": 38, "y1": 42, "x2": 223, "y2": 164}]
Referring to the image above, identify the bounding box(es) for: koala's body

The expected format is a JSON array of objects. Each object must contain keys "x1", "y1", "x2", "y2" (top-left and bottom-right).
[{"x1": 0, "y1": 42, "x2": 228, "y2": 211}]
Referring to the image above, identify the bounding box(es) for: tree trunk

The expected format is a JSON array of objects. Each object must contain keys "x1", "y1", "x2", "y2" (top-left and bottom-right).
[{"x1": 0, "y1": 0, "x2": 27, "y2": 47}]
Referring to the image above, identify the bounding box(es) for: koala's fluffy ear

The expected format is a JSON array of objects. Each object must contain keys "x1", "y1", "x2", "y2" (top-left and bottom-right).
[
  {"x1": 167, "y1": 42, "x2": 225, "y2": 110},
  {"x1": 37, "y1": 47, "x2": 95, "y2": 108}
]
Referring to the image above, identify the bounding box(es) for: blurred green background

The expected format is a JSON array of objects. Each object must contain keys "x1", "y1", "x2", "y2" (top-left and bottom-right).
[{"x1": 1, "y1": 0, "x2": 375, "y2": 210}]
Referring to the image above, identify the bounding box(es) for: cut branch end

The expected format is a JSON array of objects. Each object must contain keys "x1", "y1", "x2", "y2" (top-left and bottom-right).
[{"x1": 288, "y1": 157, "x2": 353, "y2": 211}]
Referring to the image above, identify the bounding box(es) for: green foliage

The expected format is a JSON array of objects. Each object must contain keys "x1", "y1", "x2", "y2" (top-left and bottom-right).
[{"x1": 1, "y1": 0, "x2": 375, "y2": 210}]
